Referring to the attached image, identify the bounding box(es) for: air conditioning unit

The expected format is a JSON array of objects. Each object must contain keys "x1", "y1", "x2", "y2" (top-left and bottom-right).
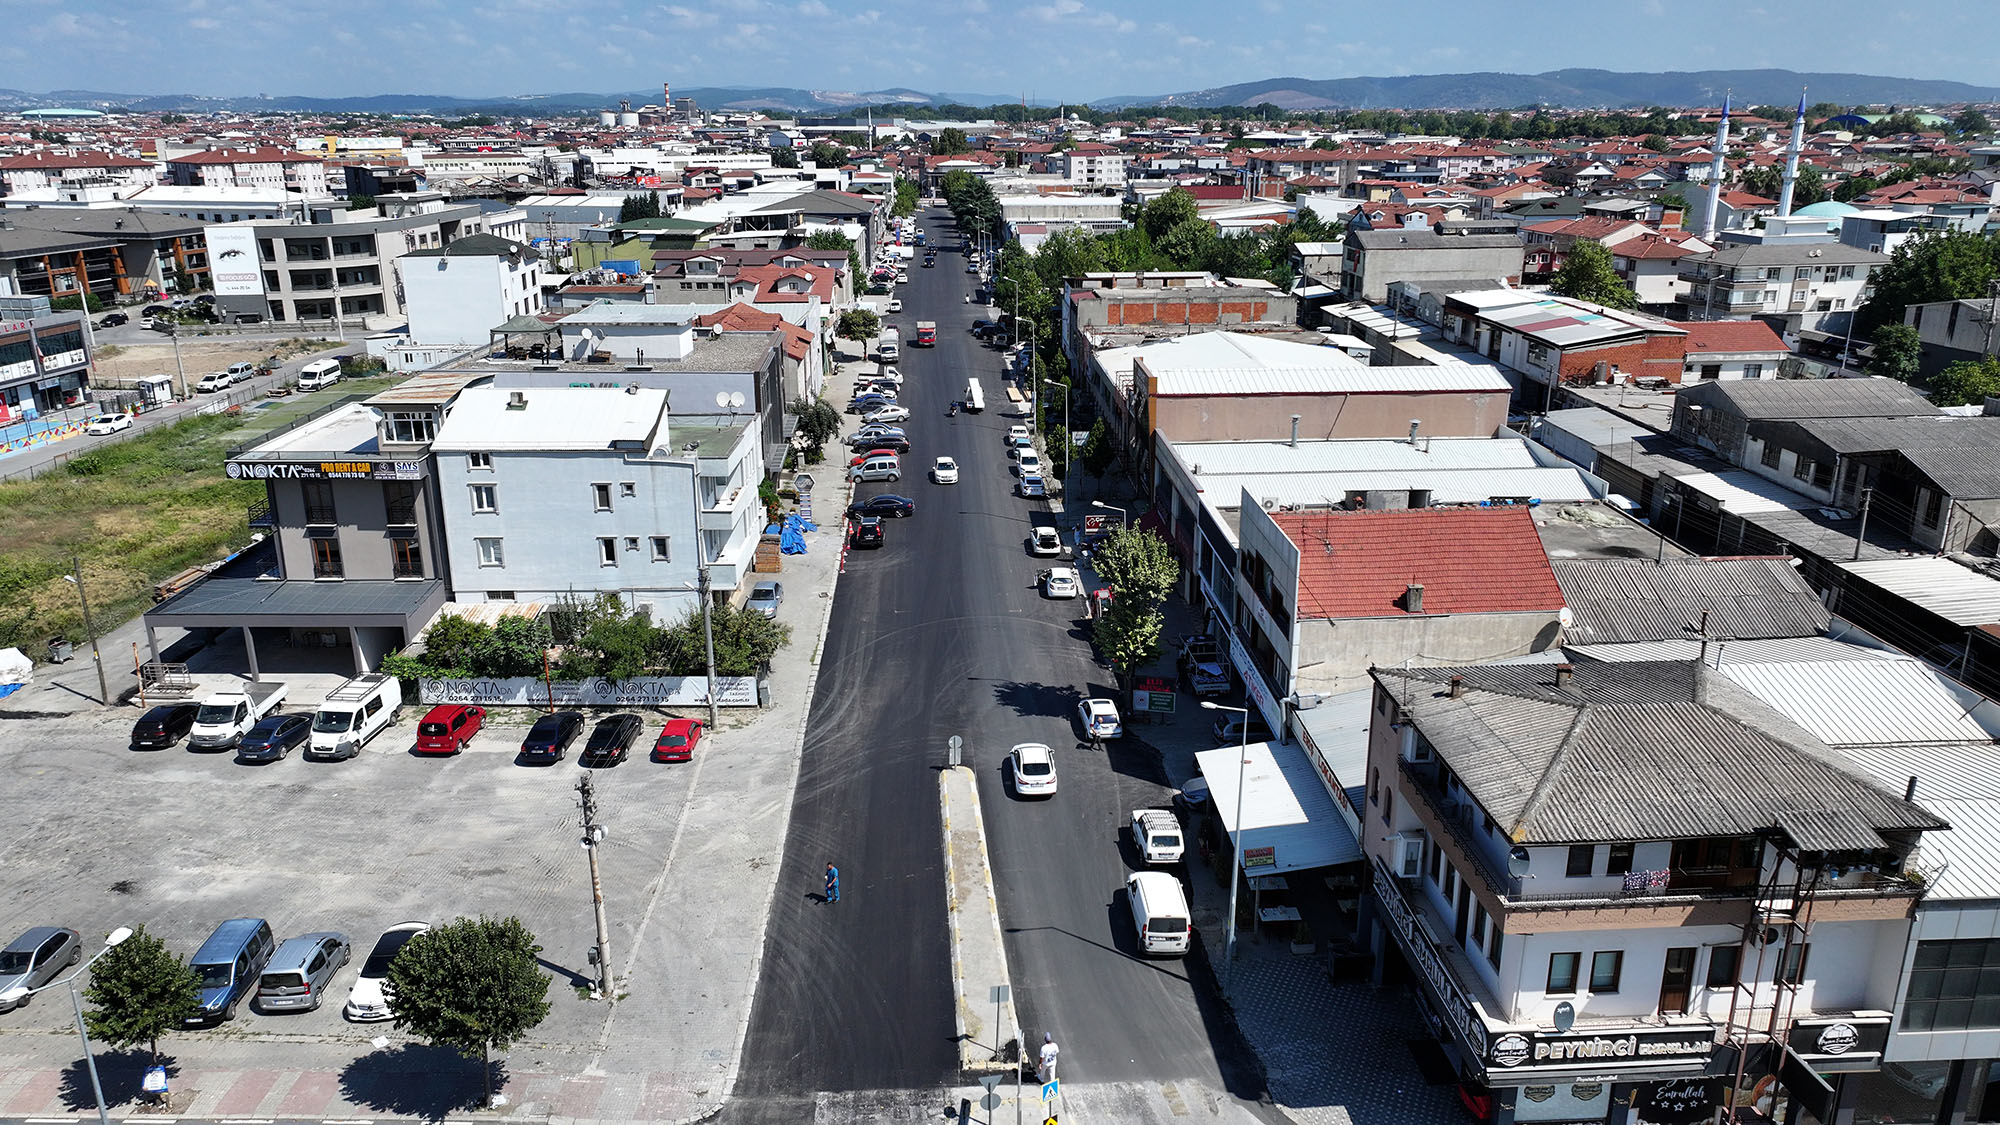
[
  {"x1": 1392, "y1": 831, "x2": 1428, "y2": 880},
  {"x1": 1399, "y1": 724, "x2": 1433, "y2": 764}
]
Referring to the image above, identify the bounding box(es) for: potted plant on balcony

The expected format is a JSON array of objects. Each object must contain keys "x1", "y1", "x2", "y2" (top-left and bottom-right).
[{"x1": 1290, "y1": 921, "x2": 1316, "y2": 956}]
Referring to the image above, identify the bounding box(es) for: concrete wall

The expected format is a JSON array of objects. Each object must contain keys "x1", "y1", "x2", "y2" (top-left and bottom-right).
[
  {"x1": 1352, "y1": 245, "x2": 1525, "y2": 302},
  {"x1": 1149, "y1": 389, "x2": 1509, "y2": 444},
  {"x1": 270, "y1": 477, "x2": 438, "y2": 582},
  {"x1": 1076, "y1": 291, "x2": 1297, "y2": 331},
  {"x1": 402, "y1": 253, "x2": 543, "y2": 346},
  {"x1": 1293, "y1": 611, "x2": 1562, "y2": 699}
]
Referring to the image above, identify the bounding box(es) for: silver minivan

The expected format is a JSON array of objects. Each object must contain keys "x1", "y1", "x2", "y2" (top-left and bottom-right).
[
  {"x1": 848, "y1": 455, "x2": 901, "y2": 482},
  {"x1": 254, "y1": 932, "x2": 351, "y2": 1013}
]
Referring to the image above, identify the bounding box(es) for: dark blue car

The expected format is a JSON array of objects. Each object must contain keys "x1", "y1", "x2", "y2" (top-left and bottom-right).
[
  {"x1": 236, "y1": 714, "x2": 310, "y2": 763},
  {"x1": 520, "y1": 711, "x2": 585, "y2": 764}
]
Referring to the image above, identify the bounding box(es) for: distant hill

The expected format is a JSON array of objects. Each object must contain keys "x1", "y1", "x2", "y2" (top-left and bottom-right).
[
  {"x1": 1112, "y1": 68, "x2": 2000, "y2": 111},
  {"x1": 0, "y1": 85, "x2": 1030, "y2": 117}
]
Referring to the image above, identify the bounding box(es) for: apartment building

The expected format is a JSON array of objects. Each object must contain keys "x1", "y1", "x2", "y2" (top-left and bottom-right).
[
  {"x1": 1675, "y1": 243, "x2": 1886, "y2": 333},
  {"x1": 165, "y1": 146, "x2": 331, "y2": 196},
  {"x1": 1053, "y1": 143, "x2": 1127, "y2": 189},
  {"x1": 399, "y1": 233, "x2": 544, "y2": 347},
  {"x1": 1341, "y1": 222, "x2": 1526, "y2": 303},
  {"x1": 0, "y1": 208, "x2": 209, "y2": 304},
  {"x1": 0, "y1": 297, "x2": 94, "y2": 419},
  {"x1": 1364, "y1": 658, "x2": 1943, "y2": 1125},
  {"x1": 0, "y1": 150, "x2": 157, "y2": 195}
]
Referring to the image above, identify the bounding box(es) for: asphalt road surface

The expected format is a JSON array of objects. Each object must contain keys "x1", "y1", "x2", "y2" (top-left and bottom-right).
[{"x1": 729, "y1": 209, "x2": 1267, "y2": 1117}]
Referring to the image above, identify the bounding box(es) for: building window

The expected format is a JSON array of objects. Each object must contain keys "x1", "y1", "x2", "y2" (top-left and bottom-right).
[
  {"x1": 1707, "y1": 944, "x2": 1741, "y2": 988},
  {"x1": 623, "y1": 536, "x2": 639, "y2": 551},
  {"x1": 1606, "y1": 842, "x2": 1635, "y2": 876},
  {"x1": 1591, "y1": 950, "x2": 1624, "y2": 993},
  {"x1": 651, "y1": 535, "x2": 671, "y2": 562},
  {"x1": 391, "y1": 536, "x2": 423, "y2": 578},
  {"x1": 385, "y1": 411, "x2": 436, "y2": 443},
  {"x1": 468, "y1": 452, "x2": 492, "y2": 471},
  {"x1": 1566, "y1": 844, "x2": 1595, "y2": 878},
  {"x1": 476, "y1": 538, "x2": 504, "y2": 567},
  {"x1": 1487, "y1": 928, "x2": 1503, "y2": 971},
  {"x1": 1922, "y1": 490, "x2": 1944, "y2": 529},
  {"x1": 598, "y1": 537, "x2": 617, "y2": 566},
  {"x1": 1760, "y1": 442, "x2": 1782, "y2": 469},
  {"x1": 310, "y1": 536, "x2": 343, "y2": 579},
  {"x1": 1793, "y1": 457, "x2": 1814, "y2": 482},
  {"x1": 1547, "y1": 952, "x2": 1580, "y2": 994},
  {"x1": 470, "y1": 484, "x2": 497, "y2": 513},
  {"x1": 383, "y1": 481, "x2": 417, "y2": 525},
  {"x1": 1903, "y1": 939, "x2": 2000, "y2": 1031},
  {"x1": 303, "y1": 481, "x2": 336, "y2": 525},
  {"x1": 1774, "y1": 943, "x2": 1810, "y2": 986},
  {"x1": 1742, "y1": 363, "x2": 1763, "y2": 379},
  {"x1": 1840, "y1": 265, "x2": 1855, "y2": 280},
  {"x1": 621, "y1": 481, "x2": 637, "y2": 498},
  {"x1": 487, "y1": 590, "x2": 515, "y2": 601},
  {"x1": 593, "y1": 482, "x2": 613, "y2": 511}
]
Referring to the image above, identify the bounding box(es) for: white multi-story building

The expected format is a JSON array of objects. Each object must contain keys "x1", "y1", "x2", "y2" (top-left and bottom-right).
[
  {"x1": 165, "y1": 145, "x2": 331, "y2": 196},
  {"x1": 1676, "y1": 243, "x2": 1887, "y2": 333},
  {"x1": 1054, "y1": 143, "x2": 1127, "y2": 189},
  {"x1": 399, "y1": 233, "x2": 544, "y2": 346},
  {"x1": 430, "y1": 386, "x2": 764, "y2": 618},
  {"x1": 1364, "y1": 658, "x2": 1943, "y2": 1125}
]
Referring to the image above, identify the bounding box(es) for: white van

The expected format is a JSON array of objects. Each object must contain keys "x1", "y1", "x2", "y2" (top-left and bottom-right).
[
  {"x1": 1126, "y1": 871, "x2": 1192, "y2": 957},
  {"x1": 964, "y1": 379, "x2": 985, "y2": 413},
  {"x1": 307, "y1": 673, "x2": 401, "y2": 761},
  {"x1": 296, "y1": 359, "x2": 342, "y2": 392},
  {"x1": 225, "y1": 362, "x2": 258, "y2": 383},
  {"x1": 848, "y1": 454, "x2": 901, "y2": 483}
]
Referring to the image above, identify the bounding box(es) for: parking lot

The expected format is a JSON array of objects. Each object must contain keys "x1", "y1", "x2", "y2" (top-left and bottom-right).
[{"x1": 0, "y1": 704, "x2": 703, "y2": 1054}]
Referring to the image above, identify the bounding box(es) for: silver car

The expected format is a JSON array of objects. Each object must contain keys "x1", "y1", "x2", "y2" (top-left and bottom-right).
[
  {"x1": 0, "y1": 927, "x2": 82, "y2": 1010},
  {"x1": 254, "y1": 932, "x2": 351, "y2": 1013},
  {"x1": 748, "y1": 581, "x2": 784, "y2": 619}
]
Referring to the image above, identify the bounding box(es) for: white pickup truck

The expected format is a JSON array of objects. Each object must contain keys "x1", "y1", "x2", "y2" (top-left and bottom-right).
[
  {"x1": 1131, "y1": 808, "x2": 1187, "y2": 866},
  {"x1": 187, "y1": 682, "x2": 289, "y2": 750}
]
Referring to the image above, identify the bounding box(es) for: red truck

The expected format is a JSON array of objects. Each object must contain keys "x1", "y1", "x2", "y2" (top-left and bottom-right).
[{"x1": 914, "y1": 320, "x2": 937, "y2": 347}]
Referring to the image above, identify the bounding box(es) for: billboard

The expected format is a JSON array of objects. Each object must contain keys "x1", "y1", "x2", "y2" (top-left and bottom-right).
[{"x1": 206, "y1": 224, "x2": 265, "y2": 298}]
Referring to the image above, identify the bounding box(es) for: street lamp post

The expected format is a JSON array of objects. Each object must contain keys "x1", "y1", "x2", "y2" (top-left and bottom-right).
[
  {"x1": 64, "y1": 554, "x2": 110, "y2": 705},
  {"x1": 685, "y1": 455, "x2": 719, "y2": 729},
  {"x1": 1090, "y1": 499, "x2": 1128, "y2": 528},
  {"x1": 2, "y1": 927, "x2": 133, "y2": 1125},
  {"x1": 1200, "y1": 701, "x2": 1252, "y2": 994}
]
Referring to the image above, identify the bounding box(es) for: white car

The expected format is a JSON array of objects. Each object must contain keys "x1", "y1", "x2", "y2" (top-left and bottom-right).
[
  {"x1": 888, "y1": 299, "x2": 903, "y2": 313},
  {"x1": 84, "y1": 413, "x2": 133, "y2": 435},
  {"x1": 1008, "y1": 742, "x2": 1058, "y2": 797},
  {"x1": 1043, "y1": 566, "x2": 1079, "y2": 598},
  {"x1": 864, "y1": 405, "x2": 911, "y2": 424},
  {"x1": 1078, "y1": 697, "x2": 1123, "y2": 740},
  {"x1": 1006, "y1": 424, "x2": 1031, "y2": 444},
  {"x1": 872, "y1": 368, "x2": 904, "y2": 385},
  {"x1": 343, "y1": 920, "x2": 429, "y2": 1022},
  {"x1": 1013, "y1": 452, "x2": 1042, "y2": 477},
  {"x1": 194, "y1": 371, "x2": 232, "y2": 394},
  {"x1": 932, "y1": 456, "x2": 959, "y2": 484}
]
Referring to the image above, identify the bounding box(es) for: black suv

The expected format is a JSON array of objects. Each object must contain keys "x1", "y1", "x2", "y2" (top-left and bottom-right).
[
  {"x1": 97, "y1": 312, "x2": 129, "y2": 328},
  {"x1": 131, "y1": 703, "x2": 200, "y2": 750},
  {"x1": 579, "y1": 714, "x2": 643, "y2": 768},
  {"x1": 520, "y1": 711, "x2": 585, "y2": 763},
  {"x1": 849, "y1": 515, "x2": 885, "y2": 548}
]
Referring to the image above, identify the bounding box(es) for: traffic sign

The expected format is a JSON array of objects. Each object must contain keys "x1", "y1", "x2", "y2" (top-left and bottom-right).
[{"x1": 1043, "y1": 1079, "x2": 1059, "y2": 1102}]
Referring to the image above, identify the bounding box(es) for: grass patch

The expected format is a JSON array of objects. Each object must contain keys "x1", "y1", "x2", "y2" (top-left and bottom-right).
[{"x1": 0, "y1": 377, "x2": 401, "y2": 653}]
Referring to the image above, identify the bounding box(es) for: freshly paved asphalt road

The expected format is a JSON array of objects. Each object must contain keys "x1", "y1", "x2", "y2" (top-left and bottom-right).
[{"x1": 731, "y1": 209, "x2": 1270, "y2": 1117}]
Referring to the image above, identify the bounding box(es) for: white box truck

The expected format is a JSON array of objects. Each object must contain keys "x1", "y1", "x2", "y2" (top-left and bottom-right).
[
  {"x1": 964, "y1": 378, "x2": 985, "y2": 413},
  {"x1": 876, "y1": 328, "x2": 900, "y2": 363},
  {"x1": 307, "y1": 673, "x2": 402, "y2": 761},
  {"x1": 187, "y1": 683, "x2": 289, "y2": 750}
]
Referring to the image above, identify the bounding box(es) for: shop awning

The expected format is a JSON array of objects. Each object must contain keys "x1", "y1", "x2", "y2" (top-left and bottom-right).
[{"x1": 1197, "y1": 739, "x2": 1361, "y2": 875}]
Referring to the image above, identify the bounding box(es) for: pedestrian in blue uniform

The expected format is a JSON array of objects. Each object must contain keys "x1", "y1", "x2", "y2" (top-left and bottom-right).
[{"x1": 825, "y1": 862, "x2": 840, "y2": 903}]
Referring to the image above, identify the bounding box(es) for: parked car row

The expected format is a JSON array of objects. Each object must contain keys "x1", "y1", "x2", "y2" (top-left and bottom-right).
[{"x1": 129, "y1": 700, "x2": 708, "y2": 767}]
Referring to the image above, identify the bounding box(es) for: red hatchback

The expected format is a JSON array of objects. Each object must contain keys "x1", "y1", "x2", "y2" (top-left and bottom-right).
[
  {"x1": 414, "y1": 704, "x2": 485, "y2": 755},
  {"x1": 652, "y1": 718, "x2": 705, "y2": 763}
]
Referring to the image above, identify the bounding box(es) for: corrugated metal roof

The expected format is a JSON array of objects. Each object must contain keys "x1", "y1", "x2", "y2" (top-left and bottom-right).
[
  {"x1": 1571, "y1": 636, "x2": 1902, "y2": 664},
  {"x1": 1797, "y1": 417, "x2": 2000, "y2": 499},
  {"x1": 1720, "y1": 658, "x2": 1999, "y2": 746},
  {"x1": 1677, "y1": 378, "x2": 1938, "y2": 420},
  {"x1": 1903, "y1": 798, "x2": 2000, "y2": 901},
  {"x1": 1841, "y1": 557, "x2": 2000, "y2": 627},
  {"x1": 1223, "y1": 467, "x2": 1602, "y2": 508},
  {"x1": 1171, "y1": 434, "x2": 1555, "y2": 477},
  {"x1": 1554, "y1": 556, "x2": 1831, "y2": 643},
  {"x1": 1774, "y1": 809, "x2": 1886, "y2": 852},
  {"x1": 1196, "y1": 740, "x2": 1361, "y2": 874},
  {"x1": 1667, "y1": 469, "x2": 1818, "y2": 514}
]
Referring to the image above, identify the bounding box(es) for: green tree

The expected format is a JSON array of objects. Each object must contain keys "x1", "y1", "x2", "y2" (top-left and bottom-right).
[
  {"x1": 1856, "y1": 230, "x2": 2000, "y2": 337},
  {"x1": 1092, "y1": 525, "x2": 1179, "y2": 612},
  {"x1": 660, "y1": 601, "x2": 790, "y2": 676},
  {"x1": 81, "y1": 926, "x2": 199, "y2": 1064},
  {"x1": 1866, "y1": 324, "x2": 1923, "y2": 384},
  {"x1": 834, "y1": 308, "x2": 880, "y2": 341},
  {"x1": 1155, "y1": 217, "x2": 1216, "y2": 268},
  {"x1": 1927, "y1": 357, "x2": 2000, "y2": 408},
  {"x1": 1548, "y1": 240, "x2": 1638, "y2": 309},
  {"x1": 1952, "y1": 109, "x2": 1990, "y2": 135},
  {"x1": 1642, "y1": 134, "x2": 1672, "y2": 152},
  {"x1": 805, "y1": 230, "x2": 864, "y2": 285},
  {"x1": 1080, "y1": 417, "x2": 1116, "y2": 478},
  {"x1": 892, "y1": 178, "x2": 919, "y2": 217},
  {"x1": 388, "y1": 916, "x2": 552, "y2": 1108},
  {"x1": 931, "y1": 127, "x2": 970, "y2": 156},
  {"x1": 790, "y1": 395, "x2": 841, "y2": 453},
  {"x1": 1141, "y1": 187, "x2": 1200, "y2": 243},
  {"x1": 617, "y1": 193, "x2": 660, "y2": 222},
  {"x1": 806, "y1": 140, "x2": 847, "y2": 168},
  {"x1": 1834, "y1": 175, "x2": 1879, "y2": 203},
  {"x1": 770, "y1": 147, "x2": 800, "y2": 169},
  {"x1": 346, "y1": 193, "x2": 378, "y2": 211},
  {"x1": 1094, "y1": 587, "x2": 1166, "y2": 686}
]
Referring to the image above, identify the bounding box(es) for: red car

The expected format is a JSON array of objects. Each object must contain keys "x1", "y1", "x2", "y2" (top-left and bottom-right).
[
  {"x1": 849, "y1": 447, "x2": 903, "y2": 467},
  {"x1": 652, "y1": 718, "x2": 705, "y2": 763},
  {"x1": 414, "y1": 704, "x2": 485, "y2": 755}
]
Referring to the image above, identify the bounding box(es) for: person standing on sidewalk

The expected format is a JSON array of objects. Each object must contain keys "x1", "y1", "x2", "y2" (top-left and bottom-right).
[
  {"x1": 1038, "y1": 1031, "x2": 1059, "y2": 1082},
  {"x1": 825, "y1": 862, "x2": 840, "y2": 903}
]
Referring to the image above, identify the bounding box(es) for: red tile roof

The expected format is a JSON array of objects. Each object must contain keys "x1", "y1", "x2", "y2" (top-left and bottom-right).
[
  {"x1": 694, "y1": 301, "x2": 813, "y2": 361},
  {"x1": 1674, "y1": 320, "x2": 1789, "y2": 355},
  {"x1": 1273, "y1": 507, "x2": 1563, "y2": 620},
  {"x1": 167, "y1": 146, "x2": 322, "y2": 165}
]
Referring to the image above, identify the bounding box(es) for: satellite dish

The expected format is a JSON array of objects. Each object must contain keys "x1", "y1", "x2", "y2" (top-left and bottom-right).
[
  {"x1": 1507, "y1": 846, "x2": 1532, "y2": 878},
  {"x1": 1553, "y1": 1001, "x2": 1575, "y2": 1033},
  {"x1": 714, "y1": 390, "x2": 731, "y2": 408},
  {"x1": 1558, "y1": 606, "x2": 1574, "y2": 629}
]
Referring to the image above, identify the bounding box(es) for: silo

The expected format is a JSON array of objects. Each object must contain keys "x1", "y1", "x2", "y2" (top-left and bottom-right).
[{"x1": 599, "y1": 110, "x2": 617, "y2": 127}]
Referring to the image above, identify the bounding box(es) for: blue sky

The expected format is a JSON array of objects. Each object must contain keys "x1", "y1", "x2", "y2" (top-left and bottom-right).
[{"x1": 7, "y1": 0, "x2": 1998, "y2": 102}]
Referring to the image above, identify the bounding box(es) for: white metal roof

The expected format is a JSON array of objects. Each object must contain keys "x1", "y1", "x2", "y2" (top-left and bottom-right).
[
  {"x1": 1721, "y1": 657, "x2": 2000, "y2": 746},
  {"x1": 1169, "y1": 434, "x2": 1557, "y2": 477},
  {"x1": 1218, "y1": 467, "x2": 1601, "y2": 508},
  {"x1": 431, "y1": 386, "x2": 669, "y2": 452},
  {"x1": 1570, "y1": 636, "x2": 1902, "y2": 665},
  {"x1": 1827, "y1": 744, "x2": 2000, "y2": 901},
  {"x1": 1667, "y1": 469, "x2": 1818, "y2": 515},
  {"x1": 1840, "y1": 557, "x2": 2000, "y2": 627},
  {"x1": 1196, "y1": 740, "x2": 1361, "y2": 874}
]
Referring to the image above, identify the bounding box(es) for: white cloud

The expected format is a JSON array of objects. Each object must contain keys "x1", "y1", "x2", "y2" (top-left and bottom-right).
[
  {"x1": 661, "y1": 4, "x2": 718, "y2": 27},
  {"x1": 796, "y1": 0, "x2": 831, "y2": 14}
]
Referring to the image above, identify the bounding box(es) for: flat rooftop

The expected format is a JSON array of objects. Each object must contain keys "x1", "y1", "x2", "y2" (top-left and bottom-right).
[
  {"x1": 234, "y1": 402, "x2": 382, "y2": 461},
  {"x1": 446, "y1": 331, "x2": 778, "y2": 377}
]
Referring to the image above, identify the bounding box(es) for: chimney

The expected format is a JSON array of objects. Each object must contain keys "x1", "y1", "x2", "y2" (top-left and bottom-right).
[
  {"x1": 1289, "y1": 414, "x2": 1300, "y2": 448},
  {"x1": 1447, "y1": 675, "x2": 1464, "y2": 699},
  {"x1": 1906, "y1": 776, "x2": 1919, "y2": 802},
  {"x1": 1554, "y1": 663, "x2": 1574, "y2": 688},
  {"x1": 506, "y1": 390, "x2": 528, "y2": 410},
  {"x1": 1405, "y1": 582, "x2": 1425, "y2": 613},
  {"x1": 1407, "y1": 418, "x2": 1421, "y2": 445}
]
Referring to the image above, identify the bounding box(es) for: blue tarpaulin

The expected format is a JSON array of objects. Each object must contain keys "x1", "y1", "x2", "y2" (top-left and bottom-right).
[{"x1": 780, "y1": 513, "x2": 815, "y2": 554}]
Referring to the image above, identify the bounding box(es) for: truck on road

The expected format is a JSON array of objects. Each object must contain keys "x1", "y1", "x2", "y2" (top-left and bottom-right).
[
  {"x1": 877, "y1": 328, "x2": 901, "y2": 363},
  {"x1": 1131, "y1": 808, "x2": 1187, "y2": 866},
  {"x1": 914, "y1": 321, "x2": 937, "y2": 347},
  {"x1": 964, "y1": 378, "x2": 985, "y2": 413},
  {"x1": 188, "y1": 682, "x2": 289, "y2": 750}
]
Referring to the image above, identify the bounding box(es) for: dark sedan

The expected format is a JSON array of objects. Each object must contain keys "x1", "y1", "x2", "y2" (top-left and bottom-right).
[
  {"x1": 130, "y1": 703, "x2": 200, "y2": 750},
  {"x1": 97, "y1": 312, "x2": 129, "y2": 328},
  {"x1": 520, "y1": 711, "x2": 585, "y2": 764},
  {"x1": 236, "y1": 714, "x2": 311, "y2": 763},
  {"x1": 849, "y1": 515, "x2": 885, "y2": 548},
  {"x1": 848, "y1": 494, "x2": 915, "y2": 519},
  {"x1": 579, "y1": 714, "x2": 643, "y2": 768}
]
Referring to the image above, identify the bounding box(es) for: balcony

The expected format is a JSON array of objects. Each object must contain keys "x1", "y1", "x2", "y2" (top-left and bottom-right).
[
  {"x1": 247, "y1": 501, "x2": 274, "y2": 528},
  {"x1": 305, "y1": 505, "x2": 337, "y2": 525},
  {"x1": 385, "y1": 501, "x2": 417, "y2": 526}
]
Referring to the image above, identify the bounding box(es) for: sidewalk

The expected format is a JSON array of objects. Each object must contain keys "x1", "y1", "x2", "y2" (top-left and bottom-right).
[{"x1": 1057, "y1": 463, "x2": 1463, "y2": 1125}]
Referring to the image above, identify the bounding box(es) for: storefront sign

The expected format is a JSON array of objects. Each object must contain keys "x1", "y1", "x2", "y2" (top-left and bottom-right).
[
  {"x1": 1132, "y1": 676, "x2": 1176, "y2": 714},
  {"x1": 227, "y1": 459, "x2": 426, "y2": 481},
  {"x1": 1244, "y1": 846, "x2": 1276, "y2": 868},
  {"x1": 1490, "y1": 1027, "x2": 1717, "y2": 1071},
  {"x1": 1373, "y1": 859, "x2": 1490, "y2": 1063},
  {"x1": 1639, "y1": 1077, "x2": 1721, "y2": 1125},
  {"x1": 1786, "y1": 1015, "x2": 1889, "y2": 1065},
  {"x1": 419, "y1": 675, "x2": 759, "y2": 708},
  {"x1": 38, "y1": 348, "x2": 85, "y2": 370},
  {"x1": 1226, "y1": 627, "x2": 1283, "y2": 738}
]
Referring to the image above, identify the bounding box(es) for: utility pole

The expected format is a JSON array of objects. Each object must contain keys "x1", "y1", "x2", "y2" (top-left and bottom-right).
[
  {"x1": 698, "y1": 555, "x2": 718, "y2": 729},
  {"x1": 1852, "y1": 486, "x2": 1874, "y2": 561},
  {"x1": 167, "y1": 321, "x2": 188, "y2": 400},
  {"x1": 577, "y1": 774, "x2": 613, "y2": 998},
  {"x1": 70, "y1": 554, "x2": 109, "y2": 705}
]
